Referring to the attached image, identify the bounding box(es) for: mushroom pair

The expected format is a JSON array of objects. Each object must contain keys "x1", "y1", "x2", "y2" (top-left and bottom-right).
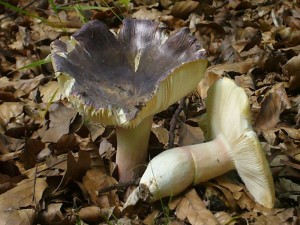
[
  {"x1": 127, "y1": 78, "x2": 275, "y2": 208},
  {"x1": 51, "y1": 19, "x2": 275, "y2": 208},
  {"x1": 51, "y1": 19, "x2": 207, "y2": 182}
]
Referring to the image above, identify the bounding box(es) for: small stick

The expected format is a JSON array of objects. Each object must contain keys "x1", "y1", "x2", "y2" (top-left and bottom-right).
[
  {"x1": 98, "y1": 178, "x2": 140, "y2": 194},
  {"x1": 168, "y1": 97, "x2": 186, "y2": 149}
]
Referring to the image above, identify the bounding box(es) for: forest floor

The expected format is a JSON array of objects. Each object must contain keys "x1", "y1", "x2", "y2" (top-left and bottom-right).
[{"x1": 0, "y1": 0, "x2": 300, "y2": 224}]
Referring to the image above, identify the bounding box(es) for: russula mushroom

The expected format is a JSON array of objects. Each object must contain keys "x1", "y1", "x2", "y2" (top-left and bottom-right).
[
  {"x1": 50, "y1": 19, "x2": 207, "y2": 182},
  {"x1": 127, "y1": 78, "x2": 275, "y2": 208}
]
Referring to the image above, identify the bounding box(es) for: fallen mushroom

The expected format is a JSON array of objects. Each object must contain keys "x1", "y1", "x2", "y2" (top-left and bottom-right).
[
  {"x1": 51, "y1": 19, "x2": 207, "y2": 182},
  {"x1": 126, "y1": 78, "x2": 275, "y2": 208}
]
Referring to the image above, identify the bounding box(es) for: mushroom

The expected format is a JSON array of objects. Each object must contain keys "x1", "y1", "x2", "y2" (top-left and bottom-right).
[
  {"x1": 127, "y1": 78, "x2": 275, "y2": 208},
  {"x1": 50, "y1": 19, "x2": 207, "y2": 182}
]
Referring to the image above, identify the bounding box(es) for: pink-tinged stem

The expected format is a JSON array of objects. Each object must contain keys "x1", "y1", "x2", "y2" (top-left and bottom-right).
[
  {"x1": 191, "y1": 134, "x2": 234, "y2": 184},
  {"x1": 116, "y1": 116, "x2": 153, "y2": 183}
]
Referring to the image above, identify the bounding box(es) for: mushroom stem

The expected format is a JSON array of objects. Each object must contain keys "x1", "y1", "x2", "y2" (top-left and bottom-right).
[
  {"x1": 138, "y1": 134, "x2": 234, "y2": 202},
  {"x1": 116, "y1": 116, "x2": 153, "y2": 182}
]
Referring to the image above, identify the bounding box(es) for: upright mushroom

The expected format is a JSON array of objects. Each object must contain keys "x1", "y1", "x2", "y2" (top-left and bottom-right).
[
  {"x1": 127, "y1": 78, "x2": 275, "y2": 208},
  {"x1": 51, "y1": 19, "x2": 207, "y2": 182}
]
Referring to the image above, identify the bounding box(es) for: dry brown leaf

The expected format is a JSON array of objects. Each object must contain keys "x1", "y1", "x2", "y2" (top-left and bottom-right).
[
  {"x1": 58, "y1": 151, "x2": 91, "y2": 188},
  {"x1": 0, "y1": 75, "x2": 44, "y2": 97},
  {"x1": 242, "y1": 208, "x2": 297, "y2": 225},
  {"x1": 82, "y1": 167, "x2": 118, "y2": 208},
  {"x1": 219, "y1": 37, "x2": 242, "y2": 63},
  {"x1": 3, "y1": 208, "x2": 35, "y2": 225},
  {"x1": 197, "y1": 60, "x2": 254, "y2": 99},
  {"x1": 178, "y1": 123, "x2": 204, "y2": 146},
  {"x1": 175, "y1": 188, "x2": 219, "y2": 225},
  {"x1": 279, "y1": 178, "x2": 300, "y2": 192},
  {"x1": 19, "y1": 138, "x2": 45, "y2": 169},
  {"x1": 78, "y1": 205, "x2": 115, "y2": 224},
  {"x1": 0, "y1": 102, "x2": 24, "y2": 125},
  {"x1": 40, "y1": 103, "x2": 77, "y2": 143},
  {"x1": 152, "y1": 124, "x2": 169, "y2": 147},
  {"x1": 143, "y1": 209, "x2": 159, "y2": 225},
  {"x1": 132, "y1": 7, "x2": 164, "y2": 20},
  {"x1": 8, "y1": 26, "x2": 31, "y2": 50},
  {"x1": 277, "y1": 27, "x2": 300, "y2": 47},
  {"x1": 214, "y1": 211, "x2": 234, "y2": 225},
  {"x1": 236, "y1": 192, "x2": 255, "y2": 211},
  {"x1": 30, "y1": 22, "x2": 61, "y2": 42},
  {"x1": 0, "y1": 178, "x2": 47, "y2": 224},
  {"x1": 99, "y1": 138, "x2": 115, "y2": 157},
  {"x1": 85, "y1": 122, "x2": 105, "y2": 141},
  {"x1": 262, "y1": 129, "x2": 278, "y2": 145},
  {"x1": 282, "y1": 53, "x2": 300, "y2": 92},
  {"x1": 215, "y1": 177, "x2": 243, "y2": 193},
  {"x1": 38, "y1": 203, "x2": 64, "y2": 224},
  {"x1": 234, "y1": 74, "x2": 255, "y2": 90},
  {"x1": 197, "y1": 72, "x2": 220, "y2": 99},
  {"x1": 255, "y1": 83, "x2": 291, "y2": 131},
  {"x1": 39, "y1": 81, "x2": 63, "y2": 103},
  {"x1": 171, "y1": 1, "x2": 199, "y2": 19}
]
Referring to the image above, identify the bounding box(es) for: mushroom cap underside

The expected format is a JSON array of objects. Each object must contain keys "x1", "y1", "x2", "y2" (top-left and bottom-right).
[
  {"x1": 206, "y1": 78, "x2": 275, "y2": 208},
  {"x1": 232, "y1": 130, "x2": 275, "y2": 208},
  {"x1": 51, "y1": 19, "x2": 207, "y2": 128}
]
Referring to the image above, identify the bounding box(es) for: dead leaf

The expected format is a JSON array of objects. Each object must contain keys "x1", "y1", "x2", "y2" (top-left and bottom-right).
[
  {"x1": 282, "y1": 53, "x2": 300, "y2": 92},
  {"x1": 132, "y1": 8, "x2": 164, "y2": 20},
  {"x1": 57, "y1": 150, "x2": 91, "y2": 188},
  {"x1": 255, "y1": 83, "x2": 291, "y2": 131},
  {"x1": 40, "y1": 103, "x2": 77, "y2": 143},
  {"x1": 19, "y1": 138, "x2": 45, "y2": 169},
  {"x1": 82, "y1": 167, "x2": 118, "y2": 208},
  {"x1": 0, "y1": 178, "x2": 47, "y2": 224},
  {"x1": 78, "y1": 205, "x2": 116, "y2": 224},
  {"x1": 175, "y1": 188, "x2": 219, "y2": 225},
  {"x1": 0, "y1": 102, "x2": 24, "y2": 125},
  {"x1": 39, "y1": 81, "x2": 62, "y2": 103},
  {"x1": 214, "y1": 211, "x2": 234, "y2": 225},
  {"x1": 171, "y1": 1, "x2": 199, "y2": 19},
  {"x1": 3, "y1": 208, "x2": 35, "y2": 225},
  {"x1": 151, "y1": 124, "x2": 169, "y2": 147},
  {"x1": 178, "y1": 123, "x2": 204, "y2": 146}
]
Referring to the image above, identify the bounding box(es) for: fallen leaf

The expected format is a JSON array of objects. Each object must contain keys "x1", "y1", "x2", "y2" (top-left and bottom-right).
[
  {"x1": 78, "y1": 205, "x2": 116, "y2": 224},
  {"x1": 40, "y1": 103, "x2": 77, "y2": 143},
  {"x1": 214, "y1": 211, "x2": 234, "y2": 225},
  {"x1": 82, "y1": 167, "x2": 118, "y2": 208},
  {"x1": 4, "y1": 208, "x2": 35, "y2": 225},
  {"x1": 152, "y1": 124, "x2": 169, "y2": 147},
  {"x1": 255, "y1": 83, "x2": 291, "y2": 131},
  {"x1": 175, "y1": 188, "x2": 219, "y2": 225},
  {"x1": 0, "y1": 178, "x2": 47, "y2": 224},
  {"x1": 171, "y1": 1, "x2": 199, "y2": 19},
  {"x1": 0, "y1": 102, "x2": 24, "y2": 125},
  {"x1": 178, "y1": 123, "x2": 204, "y2": 146},
  {"x1": 282, "y1": 53, "x2": 300, "y2": 92},
  {"x1": 39, "y1": 81, "x2": 62, "y2": 103}
]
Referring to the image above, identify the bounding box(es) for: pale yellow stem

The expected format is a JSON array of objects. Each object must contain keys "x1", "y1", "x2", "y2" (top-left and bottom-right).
[{"x1": 116, "y1": 116, "x2": 153, "y2": 182}]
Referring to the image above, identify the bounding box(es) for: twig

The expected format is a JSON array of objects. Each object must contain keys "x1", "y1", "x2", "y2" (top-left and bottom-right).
[
  {"x1": 168, "y1": 97, "x2": 187, "y2": 149},
  {"x1": 37, "y1": 158, "x2": 66, "y2": 173},
  {"x1": 98, "y1": 178, "x2": 140, "y2": 194}
]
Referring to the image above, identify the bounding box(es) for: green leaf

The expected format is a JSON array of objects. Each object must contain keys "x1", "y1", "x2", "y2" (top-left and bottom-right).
[
  {"x1": 8, "y1": 56, "x2": 52, "y2": 75},
  {"x1": 49, "y1": 0, "x2": 59, "y2": 14}
]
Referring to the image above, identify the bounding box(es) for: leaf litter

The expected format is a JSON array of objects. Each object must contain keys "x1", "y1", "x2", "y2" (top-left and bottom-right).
[{"x1": 0, "y1": 0, "x2": 300, "y2": 224}]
